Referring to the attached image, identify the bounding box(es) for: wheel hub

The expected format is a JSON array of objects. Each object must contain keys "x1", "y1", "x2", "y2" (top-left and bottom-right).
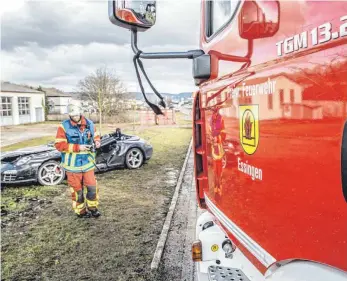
[{"x1": 40, "y1": 164, "x2": 64, "y2": 185}]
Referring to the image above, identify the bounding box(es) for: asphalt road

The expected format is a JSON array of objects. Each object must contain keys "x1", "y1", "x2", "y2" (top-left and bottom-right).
[
  {"x1": 157, "y1": 150, "x2": 204, "y2": 281},
  {"x1": 0, "y1": 123, "x2": 58, "y2": 147}
]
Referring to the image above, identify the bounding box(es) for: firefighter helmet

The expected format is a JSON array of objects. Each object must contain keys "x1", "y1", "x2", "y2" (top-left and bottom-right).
[{"x1": 67, "y1": 101, "x2": 82, "y2": 116}]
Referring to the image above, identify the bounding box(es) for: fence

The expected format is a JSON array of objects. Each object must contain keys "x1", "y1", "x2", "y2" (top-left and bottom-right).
[
  {"x1": 139, "y1": 109, "x2": 176, "y2": 125},
  {"x1": 48, "y1": 109, "x2": 176, "y2": 126},
  {"x1": 47, "y1": 112, "x2": 135, "y2": 124}
]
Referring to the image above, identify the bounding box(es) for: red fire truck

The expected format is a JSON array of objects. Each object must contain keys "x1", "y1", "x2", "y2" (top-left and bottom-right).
[{"x1": 108, "y1": 1, "x2": 347, "y2": 280}]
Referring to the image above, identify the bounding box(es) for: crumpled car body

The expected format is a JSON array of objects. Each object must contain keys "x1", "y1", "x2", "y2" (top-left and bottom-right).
[{"x1": 1, "y1": 132, "x2": 153, "y2": 186}]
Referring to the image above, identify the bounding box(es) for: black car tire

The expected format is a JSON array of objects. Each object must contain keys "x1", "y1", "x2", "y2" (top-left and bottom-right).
[
  {"x1": 125, "y1": 148, "x2": 144, "y2": 169},
  {"x1": 37, "y1": 160, "x2": 66, "y2": 186}
]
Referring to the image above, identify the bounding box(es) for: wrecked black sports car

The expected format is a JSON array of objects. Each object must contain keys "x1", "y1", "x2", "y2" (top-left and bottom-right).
[{"x1": 1, "y1": 131, "x2": 153, "y2": 187}]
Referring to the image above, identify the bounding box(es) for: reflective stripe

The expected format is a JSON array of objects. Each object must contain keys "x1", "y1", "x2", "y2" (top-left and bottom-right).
[
  {"x1": 68, "y1": 153, "x2": 72, "y2": 166},
  {"x1": 68, "y1": 144, "x2": 74, "y2": 152},
  {"x1": 64, "y1": 153, "x2": 70, "y2": 166},
  {"x1": 75, "y1": 151, "x2": 90, "y2": 155},
  {"x1": 86, "y1": 199, "x2": 98, "y2": 208},
  {"x1": 55, "y1": 138, "x2": 67, "y2": 143},
  {"x1": 61, "y1": 152, "x2": 96, "y2": 171},
  {"x1": 74, "y1": 202, "x2": 86, "y2": 214},
  {"x1": 71, "y1": 153, "x2": 77, "y2": 167},
  {"x1": 212, "y1": 143, "x2": 224, "y2": 160},
  {"x1": 76, "y1": 203, "x2": 85, "y2": 209},
  {"x1": 63, "y1": 161, "x2": 95, "y2": 172},
  {"x1": 88, "y1": 154, "x2": 95, "y2": 162},
  {"x1": 86, "y1": 181, "x2": 99, "y2": 208},
  {"x1": 65, "y1": 151, "x2": 91, "y2": 155}
]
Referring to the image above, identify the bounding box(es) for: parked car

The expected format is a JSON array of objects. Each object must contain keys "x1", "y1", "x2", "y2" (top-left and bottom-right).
[{"x1": 1, "y1": 131, "x2": 153, "y2": 187}]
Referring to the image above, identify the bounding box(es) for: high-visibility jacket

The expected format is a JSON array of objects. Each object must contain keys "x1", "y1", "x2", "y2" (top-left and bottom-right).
[
  {"x1": 55, "y1": 116, "x2": 101, "y2": 173},
  {"x1": 209, "y1": 111, "x2": 226, "y2": 161}
]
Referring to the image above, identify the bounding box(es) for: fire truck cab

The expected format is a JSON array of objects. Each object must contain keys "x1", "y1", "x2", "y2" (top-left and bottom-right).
[{"x1": 108, "y1": 1, "x2": 347, "y2": 280}]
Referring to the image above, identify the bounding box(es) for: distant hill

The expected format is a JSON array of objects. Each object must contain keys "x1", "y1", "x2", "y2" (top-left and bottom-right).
[{"x1": 128, "y1": 92, "x2": 192, "y2": 101}]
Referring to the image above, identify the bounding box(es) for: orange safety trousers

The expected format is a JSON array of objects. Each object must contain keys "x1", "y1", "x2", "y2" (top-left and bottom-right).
[{"x1": 66, "y1": 170, "x2": 99, "y2": 215}]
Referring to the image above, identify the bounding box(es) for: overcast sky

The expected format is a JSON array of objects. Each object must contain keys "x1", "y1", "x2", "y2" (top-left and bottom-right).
[{"x1": 1, "y1": 0, "x2": 201, "y2": 94}]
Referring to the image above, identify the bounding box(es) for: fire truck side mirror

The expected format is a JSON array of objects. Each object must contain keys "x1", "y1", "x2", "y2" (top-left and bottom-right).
[
  {"x1": 108, "y1": 0, "x2": 156, "y2": 32},
  {"x1": 239, "y1": 0, "x2": 280, "y2": 40}
]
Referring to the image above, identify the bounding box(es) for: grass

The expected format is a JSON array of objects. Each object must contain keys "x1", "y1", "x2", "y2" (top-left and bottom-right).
[
  {"x1": 1, "y1": 126, "x2": 192, "y2": 281},
  {"x1": 1, "y1": 136, "x2": 55, "y2": 152},
  {"x1": 175, "y1": 112, "x2": 192, "y2": 127},
  {"x1": 1, "y1": 121, "x2": 61, "y2": 129},
  {"x1": 1, "y1": 125, "x2": 134, "y2": 152},
  {"x1": 1, "y1": 185, "x2": 64, "y2": 213}
]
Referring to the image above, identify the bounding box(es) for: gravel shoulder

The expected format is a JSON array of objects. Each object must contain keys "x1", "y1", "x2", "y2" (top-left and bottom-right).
[{"x1": 156, "y1": 150, "x2": 204, "y2": 281}]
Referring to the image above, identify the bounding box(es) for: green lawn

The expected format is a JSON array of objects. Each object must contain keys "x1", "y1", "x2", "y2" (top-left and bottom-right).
[
  {"x1": 175, "y1": 112, "x2": 192, "y2": 127},
  {"x1": 2, "y1": 136, "x2": 55, "y2": 152},
  {"x1": 1, "y1": 125, "x2": 137, "y2": 152},
  {"x1": 1, "y1": 126, "x2": 192, "y2": 281}
]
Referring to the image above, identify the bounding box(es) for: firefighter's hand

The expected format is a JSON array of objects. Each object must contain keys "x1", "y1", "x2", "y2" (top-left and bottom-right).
[
  {"x1": 95, "y1": 141, "x2": 101, "y2": 149},
  {"x1": 79, "y1": 145, "x2": 91, "y2": 152}
]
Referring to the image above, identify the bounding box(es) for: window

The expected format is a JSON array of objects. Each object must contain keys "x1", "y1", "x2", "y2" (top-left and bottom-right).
[
  {"x1": 290, "y1": 89, "x2": 295, "y2": 104},
  {"x1": 239, "y1": 93, "x2": 252, "y2": 105},
  {"x1": 18, "y1": 97, "x2": 30, "y2": 115},
  {"x1": 1, "y1": 97, "x2": 12, "y2": 117},
  {"x1": 206, "y1": 0, "x2": 240, "y2": 38},
  {"x1": 279, "y1": 89, "x2": 284, "y2": 105},
  {"x1": 268, "y1": 94, "x2": 273, "y2": 110}
]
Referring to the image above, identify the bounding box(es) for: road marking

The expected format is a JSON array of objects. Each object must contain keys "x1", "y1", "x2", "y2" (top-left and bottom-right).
[{"x1": 151, "y1": 138, "x2": 193, "y2": 270}]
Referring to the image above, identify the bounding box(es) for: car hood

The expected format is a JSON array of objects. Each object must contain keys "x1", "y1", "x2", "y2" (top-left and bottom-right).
[
  {"x1": 123, "y1": 136, "x2": 149, "y2": 145},
  {"x1": 1, "y1": 145, "x2": 56, "y2": 161},
  {"x1": 125, "y1": 136, "x2": 141, "y2": 142}
]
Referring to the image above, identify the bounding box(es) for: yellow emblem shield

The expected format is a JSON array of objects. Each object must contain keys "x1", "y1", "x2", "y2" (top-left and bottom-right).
[{"x1": 239, "y1": 105, "x2": 259, "y2": 155}]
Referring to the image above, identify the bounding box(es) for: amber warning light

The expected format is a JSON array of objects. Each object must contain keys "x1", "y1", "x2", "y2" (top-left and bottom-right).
[{"x1": 192, "y1": 240, "x2": 202, "y2": 262}]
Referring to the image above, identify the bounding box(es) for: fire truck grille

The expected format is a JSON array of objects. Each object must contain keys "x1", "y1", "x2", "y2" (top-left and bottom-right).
[{"x1": 208, "y1": 266, "x2": 250, "y2": 281}]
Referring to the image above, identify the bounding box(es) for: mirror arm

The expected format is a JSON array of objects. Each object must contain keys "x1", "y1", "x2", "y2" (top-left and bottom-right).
[
  {"x1": 131, "y1": 30, "x2": 204, "y2": 59},
  {"x1": 209, "y1": 40, "x2": 253, "y2": 63}
]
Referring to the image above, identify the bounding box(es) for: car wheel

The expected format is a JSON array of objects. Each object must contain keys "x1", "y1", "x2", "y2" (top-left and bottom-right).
[
  {"x1": 37, "y1": 160, "x2": 65, "y2": 186},
  {"x1": 125, "y1": 148, "x2": 144, "y2": 169}
]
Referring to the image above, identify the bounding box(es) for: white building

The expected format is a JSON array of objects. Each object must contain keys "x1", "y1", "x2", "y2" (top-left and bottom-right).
[
  {"x1": 45, "y1": 88, "x2": 81, "y2": 114},
  {"x1": 208, "y1": 74, "x2": 323, "y2": 120},
  {"x1": 0, "y1": 82, "x2": 46, "y2": 126}
]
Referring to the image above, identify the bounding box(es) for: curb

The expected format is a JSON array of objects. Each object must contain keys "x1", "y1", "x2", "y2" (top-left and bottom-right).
[
  {"x1": 150, "y1": 138, "x2": 193, "y2": 270},
  {"x1": 180, "y1": 162, "x2": 198, "y2": 281}
]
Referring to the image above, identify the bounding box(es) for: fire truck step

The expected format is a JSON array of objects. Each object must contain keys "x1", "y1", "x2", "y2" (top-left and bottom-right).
[{"x1": 208, "y1": 265, "x2": 250, "y2": 281}]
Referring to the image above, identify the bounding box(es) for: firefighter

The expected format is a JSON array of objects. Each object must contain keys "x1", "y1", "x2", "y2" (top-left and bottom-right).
[
  {"x1": 209, "y1": 107, "x2": 226, "y2": 196},
  {"x1": 144, "y1": 3, "x2": 156, "y2": 24},
  {"x1": 55, "y1": 101, "x2": 101, "y2": 218}
]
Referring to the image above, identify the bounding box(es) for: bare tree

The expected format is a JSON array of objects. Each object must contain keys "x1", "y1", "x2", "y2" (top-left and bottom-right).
[{"x1": 77, "y1": 66, "x2": 127, "y2": 134}]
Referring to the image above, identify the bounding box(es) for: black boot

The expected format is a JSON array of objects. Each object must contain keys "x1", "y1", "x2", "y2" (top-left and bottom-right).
[
  {"x1": 77, "y1": 211, "x2": 91, "y2": 218},
  {"x1": 90, "y1": 209, "x2": 101, "y2": 218}
]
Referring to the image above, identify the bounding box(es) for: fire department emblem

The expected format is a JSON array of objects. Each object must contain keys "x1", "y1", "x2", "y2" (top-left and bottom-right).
[{"x1": 239, "y1": 105, "x2": 259, "y2": 155}]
